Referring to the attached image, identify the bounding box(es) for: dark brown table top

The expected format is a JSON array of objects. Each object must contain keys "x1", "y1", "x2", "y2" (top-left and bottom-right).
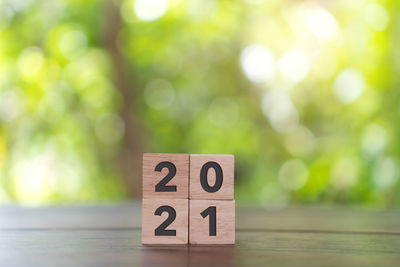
[{"x1": 1, "y1": 202, "x2": 399, "y2": 266}]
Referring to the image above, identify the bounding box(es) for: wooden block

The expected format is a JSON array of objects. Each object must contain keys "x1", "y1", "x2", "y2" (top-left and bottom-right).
[
  {"x1": 189, "y1": 199, "x2": 235, "y2": 245},
  {"x1": 189, "y1": 154, "x2": 234, "y2": 200},
  {"x1": 142, "y1": 198, "x2": 188, "y2": 245},
  {"x1": 143, "y1": 153, "x2": 189, "y2": 199}
]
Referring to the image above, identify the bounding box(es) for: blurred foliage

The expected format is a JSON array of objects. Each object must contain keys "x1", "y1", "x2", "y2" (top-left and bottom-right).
[{"x1": 0, "y1": 0, "x2": 399, "y2": 206}]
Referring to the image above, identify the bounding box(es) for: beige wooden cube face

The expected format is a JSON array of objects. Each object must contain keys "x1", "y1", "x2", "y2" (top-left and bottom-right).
[
  {"x1": 142, "y1": 198, "x2": 188, "y2": 245},
  {"x1": 189, "y1": 154, "x2": 234, "y2": 200},
  {"x1": 189, "y1": 200, "x2": 235, "y2": 245},
  {"x1": 143, "y1": 154, "x2": 189, "y2": 199}
]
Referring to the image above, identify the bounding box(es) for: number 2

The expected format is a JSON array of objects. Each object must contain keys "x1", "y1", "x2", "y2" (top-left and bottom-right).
[
  {"x1": 201, "y1": 206, "x2": 216, "y2": 236},
  {"x1": 154, "y1": 205, "x2": 176, "y2": 236},
  {"x1": 155, "y1": 161, "x2": 177, "y2": 192}
]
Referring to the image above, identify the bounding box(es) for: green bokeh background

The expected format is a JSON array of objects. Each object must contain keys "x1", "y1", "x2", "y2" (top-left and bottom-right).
[{"x1": 0, "y1": 0, "x2": 399, "y2": 206}]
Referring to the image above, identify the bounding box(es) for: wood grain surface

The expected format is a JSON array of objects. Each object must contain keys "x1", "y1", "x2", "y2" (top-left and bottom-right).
[{"x1": 1, "y1": 202, "x2": 400, "y2": 266}]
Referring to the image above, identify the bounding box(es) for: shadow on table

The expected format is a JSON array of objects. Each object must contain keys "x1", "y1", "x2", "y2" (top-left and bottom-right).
[{"x1": 141, "y1": 246, "x2": 234, "y2": 267}]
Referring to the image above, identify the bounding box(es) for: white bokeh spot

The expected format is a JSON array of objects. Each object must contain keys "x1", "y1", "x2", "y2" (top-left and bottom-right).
[
  {"x1": 134, "y1": 0, "x2": 168, "y2": 21},
  {"x1": 262, "y1": 91, "x2": 299, "y2": 133},
  {"x1": 330, "y1": 157, "x2": 358, "y2": 190},
  {"x1": 364, "y1": 3, "x2": 389, "y2": 31},
  {"x1": 373, "y1": 157, "x2": 398, "y2": 189},
  {"x1": 279, "y1": 159, "x2": 309, "y2": 190},
  {"x1": 278, "y1": 49, "x2": 310, "y2": 84},
  {"x1": 334, "y1": 68, "x2": 365, "y2": 104},
  {"x1": 361, "y1": 123, "x2": 387, "y2": 156},
  {"x1": 304, "y1": 5, "x2": 340, "y2": 41},
  {"x1": 240, "y1": 44, "x2": 275, "y2": 83}
]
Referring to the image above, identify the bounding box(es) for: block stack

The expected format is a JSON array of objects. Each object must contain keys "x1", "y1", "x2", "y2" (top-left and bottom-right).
[{"x1": 142, "y1": 153, "x2": 235, "y2": 245}]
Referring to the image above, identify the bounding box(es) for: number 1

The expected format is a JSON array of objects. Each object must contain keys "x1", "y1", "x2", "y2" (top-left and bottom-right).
[{"x1": 200, "y1": 206, "x2": 216, "y2": 236}]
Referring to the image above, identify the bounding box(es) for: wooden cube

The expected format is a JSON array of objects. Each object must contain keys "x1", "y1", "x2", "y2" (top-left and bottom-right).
[
  {"x1": 189, "y1": 154, "x2": 234, "y2": 200},
  {"x1": 189, "y1": 199, "x2": 235, "y2": 245},
  {"x1": 142, "y1": 198, "x2": 188, "y2": 245},
  {"x1": 143, "y1": 153, "x2": 189, "y2": 199}
]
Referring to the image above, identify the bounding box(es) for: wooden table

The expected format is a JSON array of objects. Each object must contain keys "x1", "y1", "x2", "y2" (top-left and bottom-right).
[{"x1": 1, "y1": 202, "x2": 399, "y2": 266}]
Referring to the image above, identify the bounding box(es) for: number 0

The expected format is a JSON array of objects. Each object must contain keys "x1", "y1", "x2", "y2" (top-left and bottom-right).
[{"x1": 200, "y1": 161, "x2": 223, "y2": 193}]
